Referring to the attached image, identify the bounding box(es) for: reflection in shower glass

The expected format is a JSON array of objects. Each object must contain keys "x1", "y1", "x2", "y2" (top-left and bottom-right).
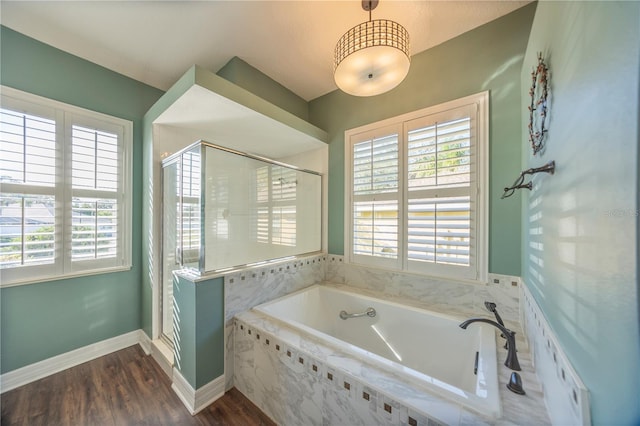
[
  {"x1": 180, "y1": 147, "x2": 201, "y2": 268},
  {"x1": 203, "y1": 143, "x2": 321, "y2": 271}
]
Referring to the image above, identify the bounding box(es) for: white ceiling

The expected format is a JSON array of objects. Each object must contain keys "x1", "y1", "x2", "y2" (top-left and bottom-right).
[{"x1": 0, "y1": 1, "x2": 530, "y2": 101}]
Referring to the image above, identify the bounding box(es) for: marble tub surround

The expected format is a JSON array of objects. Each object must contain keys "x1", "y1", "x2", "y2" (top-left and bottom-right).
[
  {"x1": 235, "y1": 312, "x2": 452, "y2": 425},
  {"x1": 326, "y1": 255, "x2": 521, "y2": 326},
  {"x1": 234, "y1": 284, "x2": 550, "y2": 425},
  {"x1": 224, "y1": 253, "x2": 326, "y2": 323},
  {"x1": 520, "y1": 283, "x2": 590, "y2": 425},
  {"x1": 223, "y1": 253, "x2": 326, "y2": 390},
  {"x1": 494, "y1": 332, "x2": 549, "y2": 425}
]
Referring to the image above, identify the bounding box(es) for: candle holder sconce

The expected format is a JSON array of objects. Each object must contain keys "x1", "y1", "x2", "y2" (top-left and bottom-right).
[{"x1": 502, "y1": 161, "x2": 555, "y2": 199}]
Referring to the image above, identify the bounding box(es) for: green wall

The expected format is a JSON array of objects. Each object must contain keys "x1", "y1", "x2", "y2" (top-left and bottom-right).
[
  {"x1": 309, "y1": 3, "x2": 536, "y2": 276},
  {"x1": 217, "y1": 56, "x2": 309, "y2": 121},
  {"x1": 0, "y1": 26, "x2": 164, "y2": 373},
  {"x1": 171, "y1": 274, "x2": 225, "y2": 389},
  {"x1": 194, "y1": 277, "x2": 224, "y2": 388},
  {"x1": 172, "y1": 275, "x2": 197, "y2": 385},
  {"x1": 520, "y1": 2, "x2": 640, "y2": 424}
]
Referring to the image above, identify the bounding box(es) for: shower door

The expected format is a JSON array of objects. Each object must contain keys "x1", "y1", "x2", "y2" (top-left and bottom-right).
[
  {"x1": 161, "y1": 160, "x2": 178, "y2": 344},
  {"x1": 161, "y1": 147, "x2": 201, "y2": 344}
]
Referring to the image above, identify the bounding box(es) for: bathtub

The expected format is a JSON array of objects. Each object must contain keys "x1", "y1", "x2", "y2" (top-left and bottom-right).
[{"x1": 252, "y1": 284, "x2": 501, "y2": 419}]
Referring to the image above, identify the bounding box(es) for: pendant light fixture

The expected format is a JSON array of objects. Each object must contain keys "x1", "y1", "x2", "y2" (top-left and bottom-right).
[{"x1": 334, "y1": 0, "x2": 410, "y2": 97}]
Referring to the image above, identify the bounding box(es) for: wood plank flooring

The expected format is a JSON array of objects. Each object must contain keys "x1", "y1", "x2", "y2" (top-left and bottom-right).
[{"x1": 1, "y1": 345, "x2": 275, "y2": 426}]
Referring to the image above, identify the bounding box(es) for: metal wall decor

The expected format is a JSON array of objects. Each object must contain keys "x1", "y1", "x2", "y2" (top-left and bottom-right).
[
  {"x1": 501, "y1": 161, "x2": 555, "y2": 199},
  {"x1": 528, "y1": 53, "x2": 550, "y2": 155}
]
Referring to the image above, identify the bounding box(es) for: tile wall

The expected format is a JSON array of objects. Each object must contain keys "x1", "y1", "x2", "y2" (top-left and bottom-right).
[
  {"x1": 234, "y1": 306, "x2": 551, "y2": 426},
  {"x1": 234, "y1": 313, "x2": 451, "y2": 425},
  {"x1": 326, "y1": 255, "x2": 521, "y2": 326},
  {"x1": 221, "y1": 252, "x2": 588, "y2": 425},
  {"x1": 223, "y1": 253, "x2": 326, "y2": 390}
]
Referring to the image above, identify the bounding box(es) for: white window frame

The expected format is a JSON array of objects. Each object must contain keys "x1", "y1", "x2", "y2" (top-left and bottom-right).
[
  {"x1": 344, "y1": 92, "x2": 488, "y2": 283},
  {"x1": 0, "y1": 86, "x2": 133, "y2": 287}
]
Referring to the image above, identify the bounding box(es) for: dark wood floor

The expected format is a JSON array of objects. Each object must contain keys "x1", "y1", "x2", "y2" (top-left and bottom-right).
[{"x1": 1, "y1": 345, "x2": 275, "y2": 426}]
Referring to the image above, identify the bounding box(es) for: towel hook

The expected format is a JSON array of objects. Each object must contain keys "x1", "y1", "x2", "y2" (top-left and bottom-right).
[{"x1": 502, "y1": 161, "x2": 555, "y2": 199}]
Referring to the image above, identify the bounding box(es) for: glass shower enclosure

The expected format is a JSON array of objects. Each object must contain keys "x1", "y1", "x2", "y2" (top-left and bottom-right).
[{"x1": 161, "y1": 140, "x2": 322, "y2": 343}]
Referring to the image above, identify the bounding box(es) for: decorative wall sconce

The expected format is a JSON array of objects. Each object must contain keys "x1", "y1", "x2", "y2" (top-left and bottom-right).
[{"x1": 502, "y1": 161, "x2": 555, "y2": 199}]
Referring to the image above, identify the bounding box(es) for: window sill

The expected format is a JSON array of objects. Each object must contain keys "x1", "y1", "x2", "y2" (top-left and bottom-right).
[{"x1": 0, "y1": 265, "x2": 133, "y2": 288}]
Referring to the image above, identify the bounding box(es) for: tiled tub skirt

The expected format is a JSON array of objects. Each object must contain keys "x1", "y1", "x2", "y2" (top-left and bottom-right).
[{"x1": 233, "y1": 311, "x2": 492, "y2": 426}]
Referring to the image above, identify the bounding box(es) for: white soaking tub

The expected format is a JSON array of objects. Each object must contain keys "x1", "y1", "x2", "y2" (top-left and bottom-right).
[{"x1": 253, "y1": 284, "x2": 501, "y2": 419}]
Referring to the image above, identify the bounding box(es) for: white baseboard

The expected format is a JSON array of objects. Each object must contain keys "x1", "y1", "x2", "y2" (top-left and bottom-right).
[
  {"x1": 138, "y1": 330, "x2": 152, "y2": 355},
  {"x1": 171, "y1": 368, "x2": 225, "y2": 415},
  {"x1": 151, "y1": 338, "x2": 174, "y2": 378},
  {"x1": 1, "y1": 328, "x2": 223, "y2": 416},
  {"x1": 195, "y1": 374, "x2": 226, "y2": 413},
  {"x1": 0, "y1": 330, "x2": 141, "y2": 393}
]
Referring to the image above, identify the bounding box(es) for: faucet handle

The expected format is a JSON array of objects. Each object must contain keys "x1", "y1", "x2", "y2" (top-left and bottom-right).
[{"x1": 507, "y1": 372, "x2": 526, "y2": 395}]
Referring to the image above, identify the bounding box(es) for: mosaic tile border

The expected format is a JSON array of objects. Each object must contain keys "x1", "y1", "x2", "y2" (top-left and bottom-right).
[
  {"x1": 234, "y1": 318, "x2": 445, "y2": 426},
  {"x1": 521, "y1": 283, "x2": 590, "y2": 425},
  {"x1": 225, "y1": 254, "x2": 327, "y2": 285}
]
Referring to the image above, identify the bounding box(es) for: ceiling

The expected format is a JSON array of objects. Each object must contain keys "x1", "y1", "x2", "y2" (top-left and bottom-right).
[{"x1": 0, "y1": 1, "x2": 530, "y2": 101}]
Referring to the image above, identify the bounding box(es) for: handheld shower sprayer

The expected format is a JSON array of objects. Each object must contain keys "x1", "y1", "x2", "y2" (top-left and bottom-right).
[
  {"x1": 484, "y1": 301, "x2": 505, "y2": 327},
  {"x1": 485, "y1": 301, "x2": 507, "y2": 347}
]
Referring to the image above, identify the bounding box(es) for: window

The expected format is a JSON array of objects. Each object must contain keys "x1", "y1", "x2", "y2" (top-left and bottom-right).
[
  {"x1": 346, "y1": 92, "x2": 488, "y2": 281},
  {"x1": 0, "y1": 87, "x2": 133, "y2": 286}
]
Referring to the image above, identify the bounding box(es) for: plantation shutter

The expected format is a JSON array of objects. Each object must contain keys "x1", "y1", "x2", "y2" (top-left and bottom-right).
[
  {"x1": 67, "y1": 114, "x2": 128, "y2": 273},
  {"x1": 0, "y1": 106, "x2": 58, "y2": 272},
  {"x1": 350, "y1": 127, "x2": 400, "y2": 268},
  {"x1": 405, "y1": 106, "x2": 477, "y2": 279},
  {"x1": 346, "y1": 93, "x2": 486, "y2": 282},
  {"x1": 70, "y1": 125, "x2": 119, "y2": 260},
  {"x1": 1, "y1": 87, "x2": 133, "y2": 286}
]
